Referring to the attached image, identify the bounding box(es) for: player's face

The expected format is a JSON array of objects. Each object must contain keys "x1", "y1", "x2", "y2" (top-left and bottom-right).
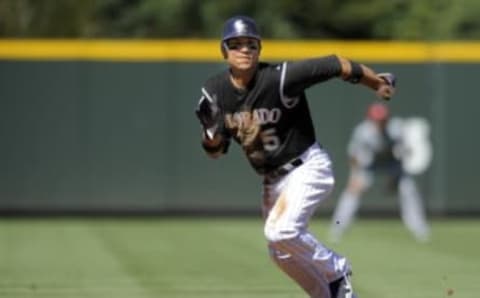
[{"x1": 224, "y1": 37, "x2": 260, "y2": 71}]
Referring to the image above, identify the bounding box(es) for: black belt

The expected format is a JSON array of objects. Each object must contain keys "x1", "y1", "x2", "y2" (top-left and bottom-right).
[{"x1": 266, "y1": 158, "x2": 303, "y2": 179}]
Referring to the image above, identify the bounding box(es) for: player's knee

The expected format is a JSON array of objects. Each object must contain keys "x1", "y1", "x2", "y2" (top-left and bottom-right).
[
  {"x1": 268, "y1": 245, "x2": 293, "y2": 263},
  {"x1": 264, "y1": 221, "x2": 299, "y2": 244}
]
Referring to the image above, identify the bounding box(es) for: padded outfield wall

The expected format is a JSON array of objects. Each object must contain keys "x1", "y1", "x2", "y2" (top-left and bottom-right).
[{"x1": 0, "y1": 40, "x2": 478, "y2": 215}]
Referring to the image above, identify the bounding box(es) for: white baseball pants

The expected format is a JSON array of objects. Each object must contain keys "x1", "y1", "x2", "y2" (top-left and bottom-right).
[{"x1": 262, "y1": 143, "x2": 351, "y2": 298}]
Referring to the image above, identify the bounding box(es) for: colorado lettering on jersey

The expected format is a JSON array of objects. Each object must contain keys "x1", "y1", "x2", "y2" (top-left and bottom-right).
[{"x1": 224, "y1": 108, "x2": 282, "y2": 127}]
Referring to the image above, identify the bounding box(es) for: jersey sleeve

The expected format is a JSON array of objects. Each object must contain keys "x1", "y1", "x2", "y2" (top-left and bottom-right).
[{"x1": 281, "y1": 55, "x2": 342, "y2": 97}]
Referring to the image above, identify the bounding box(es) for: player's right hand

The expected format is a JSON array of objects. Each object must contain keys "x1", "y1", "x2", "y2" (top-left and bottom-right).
[
  {"x1": 378, "y1": 73, "x2": 396, "y2": 87},
  {"x1": 376, "y1": 72, "x2": 396, "y2": 100},
  {"x1": 195, "y1": 96, "x2": 220, "y2": 128}
]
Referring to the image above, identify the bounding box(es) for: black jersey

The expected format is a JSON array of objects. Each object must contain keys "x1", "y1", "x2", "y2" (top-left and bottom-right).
[{"x1": 199, "y1": 55, "x2": 342, "y2": 175}]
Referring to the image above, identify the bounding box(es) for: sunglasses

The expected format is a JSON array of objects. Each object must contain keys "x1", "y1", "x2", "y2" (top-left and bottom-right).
[{"x1": 225, "y1": 39, "x2": 260, "y2": 51}]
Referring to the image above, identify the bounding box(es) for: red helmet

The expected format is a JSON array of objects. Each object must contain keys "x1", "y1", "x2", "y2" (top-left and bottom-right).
[{"x1": 366, "y1": 103, "x2": 389, "y2": 121}]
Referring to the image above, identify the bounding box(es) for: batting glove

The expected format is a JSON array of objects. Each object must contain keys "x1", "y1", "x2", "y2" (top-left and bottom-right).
[
  {"x1": 195, "y1": 96, "x2": 220, "y2": 129},
  {"x1": 378, "y1": 72, "x2": 396, "y2": 87}
]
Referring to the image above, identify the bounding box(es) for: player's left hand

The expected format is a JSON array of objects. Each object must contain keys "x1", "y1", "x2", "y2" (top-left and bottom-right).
[{"x1": 376, "y1": 72, "x2": 396, "y2": 100}]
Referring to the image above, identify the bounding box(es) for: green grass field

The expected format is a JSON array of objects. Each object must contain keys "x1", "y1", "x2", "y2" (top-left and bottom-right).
[{"x1": 0, "y1": 217, "x2": 478, "y2": 298}]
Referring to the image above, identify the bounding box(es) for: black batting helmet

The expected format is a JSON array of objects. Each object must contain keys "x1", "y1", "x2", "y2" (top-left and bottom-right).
[{"x1": 221, "y1": 16, "x2": 261, "y2": 42}]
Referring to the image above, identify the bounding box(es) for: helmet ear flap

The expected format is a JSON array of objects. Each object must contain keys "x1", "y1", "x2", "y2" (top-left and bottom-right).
[{"x1": 220, "y1": 42, "x2": 228, "y2": 59}]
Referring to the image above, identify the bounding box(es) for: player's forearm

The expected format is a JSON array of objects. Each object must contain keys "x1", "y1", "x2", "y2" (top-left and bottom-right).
[
  {"x1": 338, "y1": 56, "x2": 381, "y2": 88},
  {"x1": 359, "y1": 65, "x2": 389, "y2": 91},
  {"x1": 337, "y1": 56, "x2": 395, "y2": 99}
]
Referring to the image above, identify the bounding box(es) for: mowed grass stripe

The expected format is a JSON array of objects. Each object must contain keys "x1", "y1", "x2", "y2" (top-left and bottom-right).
[
  {"x1": 0, "y1": 220, "x2": 152, "y2": 298},
  {"x1": 85, "y1": 219, "x2": 304, "y2": 298},
  {"x1": 0, "y1": 218, "x2": 479, "y2": 298}
]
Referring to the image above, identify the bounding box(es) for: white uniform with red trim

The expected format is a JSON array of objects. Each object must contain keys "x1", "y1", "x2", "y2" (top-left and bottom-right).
[{"x1": 329, "y1": 110, "x2": 431, "y2": 243}]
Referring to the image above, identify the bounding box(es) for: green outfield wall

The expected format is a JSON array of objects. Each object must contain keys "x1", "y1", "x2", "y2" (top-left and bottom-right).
[{"x1": 0, "y1": 40, "x2": 478, "y2": 215}]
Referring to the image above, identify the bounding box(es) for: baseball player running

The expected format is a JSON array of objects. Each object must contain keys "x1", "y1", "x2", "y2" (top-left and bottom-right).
[
  {"x1": 329, "y1": 103, "x2": 431, "y2": 243},
  {"x1": 195, "y1": 15, "x2": 396, "y2": 298}
]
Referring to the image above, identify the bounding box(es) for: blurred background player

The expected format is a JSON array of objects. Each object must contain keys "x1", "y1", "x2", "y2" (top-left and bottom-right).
[{"x1": 329, "y1": 102, "x2": 432, "y2": 243}]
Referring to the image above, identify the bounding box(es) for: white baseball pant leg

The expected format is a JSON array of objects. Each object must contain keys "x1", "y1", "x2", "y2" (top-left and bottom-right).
[
  {"x1": 262, "y1": 143, "x2": 352, "y2": 298},
  {"x1": 329, "y1": 168, "x2": 372, "y2": 242},
  {"x1": 398, "y1": 175, "x2": 430, "y2": 242}
]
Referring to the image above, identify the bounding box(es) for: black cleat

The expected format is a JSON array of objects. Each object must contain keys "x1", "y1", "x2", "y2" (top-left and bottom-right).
[{"x1": 329, "y1": 272, "x2": 357, "y2": 298}]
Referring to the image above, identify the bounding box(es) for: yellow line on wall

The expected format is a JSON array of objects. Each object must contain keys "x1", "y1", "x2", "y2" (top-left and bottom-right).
[{"x1": 0, "y1": 39, "x2": 479, "y2": 62}]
